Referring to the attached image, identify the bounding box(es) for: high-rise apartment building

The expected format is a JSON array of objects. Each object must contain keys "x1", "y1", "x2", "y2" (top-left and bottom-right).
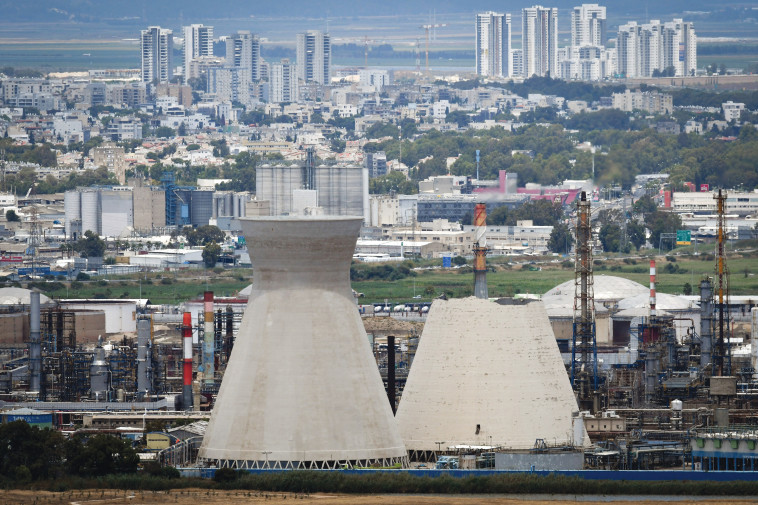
[
  {"x1": 182, "y1": 24, "x2": 214, "y2": 84},
  {"x1": 571, "y1": 4, "x2": 606, "y2": 47},
  {"x1": 269, "y1": 59, "x2": 298, "y2": 103},
  {"x1": 616, "y1": 22, "x2": 639, "y2": 78},
  {"x1": 475, "y1": 12, "x2": 512, "y2": 78},
  {"x1": 296, "y1": 31, "x2": 331, "y2": 84},
  {"x1": 522, "y1": 6, "x2": 558, "y2": 78},
  {"x1": 226, "y1": 31, "x2": 261, "y2": 84},
  {"x1": 141, "y1": 26, "x2": 173, "y2": 84},
  {"x1": 616, "y1": 18, "x2": 696, "y2": 78}
]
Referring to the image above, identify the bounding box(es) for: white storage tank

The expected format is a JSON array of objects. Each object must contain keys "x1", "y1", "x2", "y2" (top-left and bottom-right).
[
  {"x1": 64, "y1": 190, "x2": 81, "y2": 240},
  {"x1": 80, "y1": 189, "x2": 101, "y2": 235}
]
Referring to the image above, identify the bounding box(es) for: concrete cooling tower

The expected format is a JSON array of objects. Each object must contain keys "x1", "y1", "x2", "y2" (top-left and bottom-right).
[
  {"x1": 395, "y1": 298, "x2": 586, "y2": 460},
  {"x1": 198, "y1": 216, "x2": 407, "y2": 469}
]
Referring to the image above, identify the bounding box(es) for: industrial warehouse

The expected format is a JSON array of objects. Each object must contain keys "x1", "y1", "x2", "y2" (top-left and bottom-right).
[{"x1": 1, "y1": 192, "x2": 758, "y2": 478}]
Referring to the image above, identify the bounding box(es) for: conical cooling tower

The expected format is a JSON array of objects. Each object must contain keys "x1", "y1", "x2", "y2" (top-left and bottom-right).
[
  {"x1": 395, "y1": 298, "x2": 586, "y2": 460},
  {"x1": 199, "y1": 216, "x2": 407, "y2": 469}
]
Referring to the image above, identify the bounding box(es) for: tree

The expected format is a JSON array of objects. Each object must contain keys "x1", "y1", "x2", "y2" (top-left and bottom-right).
[
  {"x1": 65, "y1": 434, "x2": 139, "y2": 476},
  {"x1": 598, "y1": 222, "x2": 623, "y2": 252},
  {"x1": 547, "y1": 223, "x2": 574, "y2": 254},
  {"x1": 633, "y1": 194, "x2": 658, "y2": 215},
  {"x1": 627, "y1": 220, "x2": 646, "y2": 249},
  {"x1": 154, "y1": 126, "x2": 175, "y2": 138},
  {"x1": 683, "y1": 282, "x2": 693, "y2": 295},
  {"x1": 184, "y1": 225, "x2": 225, "y2": 247},
  {"x1": 202, "y1": 241, "x2": 221, "y2": 268},
  {"x1": 645, "y1": 210, "x2": 683, "y2": 251},
  {"x1": 74, "y1": 230, "x2": 106, "y2": 258},
  {"x1": 5, "y1": 209, "x2": 19, "y2": 222},
  {"x1": 0, "y1": 420, "x2": 66, "y2": 481},
  {"x1": 451, "y1": 255, "x2": 467, "y2": 266}
]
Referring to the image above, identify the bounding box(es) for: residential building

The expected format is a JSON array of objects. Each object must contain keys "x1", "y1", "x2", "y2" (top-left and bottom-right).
[
  {"x1": 611, "y1": 89, "x2": 673, "y2": 114},
  {"x1": 522, "y1": 6, "x2": 558, "y2": 78},
  {"x1": 208, "y1": 67, "x2": 250, "y2": 105},
  {"x1": 722, "y1": 101, "x2": 745, "y2": 122},
  {"x1": 616, "y1": 18, "x2": 696, "y2": 78},
  {"x1": 358, "y1": 69, "x2": 392, "y2": 91},
  {"x1": 182, "y1": 24, "x2": 214, "y2": 84},
  {"x1": 92, "y1": 143, "x2": 127, "y2": 185},
  {"x1": 365, "y1": 151, "x2": 388, "y2": 179},
  {"x1": 225, "y1": 31, "x2": 261, "y2": 84},
  {"x1": 296, "y1": 30, "x2": 331, "y2": 85},
  {"x1": 476, "y1": 12, "x2": 512, "y2": 78},
  {"x1": 269, "y1": 59, "x2": 298, "y2": 104},
  {"x1": 571, "y1": 4, "x2": 606, "y2": 47},
  {"x1": 106, "y1": 117, "x2": 143, "y2": 141},
  {"x1": 141, "y1": 26, "x2": 173, "y2": 84}
]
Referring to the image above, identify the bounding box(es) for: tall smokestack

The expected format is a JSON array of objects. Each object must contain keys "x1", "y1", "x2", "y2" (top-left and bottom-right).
[
  {"x1": 136, "y1": 318, "x2": 152, "y2": 400},
  {"x1": 699, "y1": 278, "x2": 713, "y2": 371},
  {"x1": 473, "y1": 203, "x2": 488, "y2": 299},
  {"x1": 182, "y1": 312, "x2": 193, "y2": 410},
  {"x1": 29, "y1": 291, "x2": 41, "y2": 392},
  {"x1": 649, "y1": 259, "x2": 656, "y2": 318},
  {"x1": 203, "y1": 291, "x2": 215, "y2": 385}
]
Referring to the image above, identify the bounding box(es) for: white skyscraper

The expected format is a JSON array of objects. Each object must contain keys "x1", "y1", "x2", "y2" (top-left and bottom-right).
[
  {"x1": 617, "y1": 22, "x2": 639, "y2": 78},
  {"x1": 182, "y1": 24, "x2": 214, "y2": 84},
  {"x1": 522, "y1": 6, "x2": 558, "y2": 78},
  {"x1": 226, "y1": 31, "x2": 262, "y2": 83},
  {"x1": 141, "y1": 26, "x2": 173, "y2": 84},
  {"x1": 296, "y1": 31, "x2": 331, "y2": 84},
  {"x1": 617, "y1": 18, "x2": 696, "y2": 78},
  {"x1": 476, "y1": 12, "x2": 512, "y2": 78},
  {"x1": 571, "y1": 4, "x2": 606, "y2": 47},
  {"x1": 270, "y1": 59, "x2": 298, "y2": 103}
]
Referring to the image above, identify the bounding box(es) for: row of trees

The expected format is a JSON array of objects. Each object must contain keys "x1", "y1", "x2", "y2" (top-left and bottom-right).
[
  {"x1": 0, "y1": 421, "x2": 138, "y2": 483},
  {"x1": 362, "y1": 122, "x2": 758, "y2": 192}
]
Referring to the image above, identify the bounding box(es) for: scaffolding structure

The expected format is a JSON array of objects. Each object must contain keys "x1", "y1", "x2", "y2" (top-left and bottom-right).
[
  {"x1": 713, "y1": 189, "x2": 731, "y2": 377},
  {"x1": 571, "y1": 191, "x2": 598, "y2": 411}
]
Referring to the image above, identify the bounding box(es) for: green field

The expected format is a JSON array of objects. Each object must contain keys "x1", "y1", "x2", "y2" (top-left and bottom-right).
[{"x1": 21, "y1": 248, "x2": 758, "y2": 306}]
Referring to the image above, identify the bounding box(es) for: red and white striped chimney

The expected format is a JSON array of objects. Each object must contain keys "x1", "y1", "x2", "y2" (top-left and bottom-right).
[
  {"x1": 182, "y1": 312, "x2": 193, "y2": 410},
  {"x1": 649, "y1": 259, "x2": 656, "y2": 318}
]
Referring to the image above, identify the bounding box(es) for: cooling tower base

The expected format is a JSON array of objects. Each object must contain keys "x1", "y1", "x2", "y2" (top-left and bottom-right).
[{"x1": 200, "y1": 455, "x2": 409, "y2": 470}]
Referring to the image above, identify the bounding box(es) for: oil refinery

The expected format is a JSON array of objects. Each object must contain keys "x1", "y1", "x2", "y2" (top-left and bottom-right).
[{"x1": 1, "y1": 193, "x2": 758, "y2": 477}]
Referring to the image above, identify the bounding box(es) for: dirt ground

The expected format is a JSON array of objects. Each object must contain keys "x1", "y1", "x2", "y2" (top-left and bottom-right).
[{"x1": 4, "y1": 489, "x2": 758, "y2": 505}]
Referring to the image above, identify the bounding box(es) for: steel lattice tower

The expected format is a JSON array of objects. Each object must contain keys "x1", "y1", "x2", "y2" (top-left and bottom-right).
[{"x1": 571, "y1": 191, "x2": 597, "y2": 410}]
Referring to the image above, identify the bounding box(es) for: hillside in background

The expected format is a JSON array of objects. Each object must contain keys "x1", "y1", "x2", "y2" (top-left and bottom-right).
[{"x1": 0, "y1": 0, "x2": 739, "y2": 24}]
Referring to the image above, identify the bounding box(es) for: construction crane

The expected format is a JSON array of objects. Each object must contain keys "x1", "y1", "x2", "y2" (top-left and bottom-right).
[
  {"x1": 419, "y1": 22, "x2": 447, "y2": 74},
  {"x1": 363, "y1": 35, "x2": 375, "y2": 68}
]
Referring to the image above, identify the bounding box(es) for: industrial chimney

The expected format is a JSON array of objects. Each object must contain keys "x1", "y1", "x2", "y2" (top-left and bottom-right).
[
  {"x1": 473, "y1": 203, "x2": 488, "y2": 299},
  {"x1": 198, "y1": 216, "x2": 407, "y2": 469},
  {"x1": 29, "y1": 291, "x2": 41, "y2": 393}
]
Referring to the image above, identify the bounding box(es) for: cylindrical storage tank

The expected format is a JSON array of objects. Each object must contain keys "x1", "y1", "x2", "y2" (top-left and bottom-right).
[
  {"x1": 198, "y1": 216, "x2": 407, "y2": 469},
  {"x1": 80, "y1": 190, "x2": 101, "y2": 236},
  {"x1": 64, "y1": 190, "x2": 81, "y2": 240},
  {"x1": 670, "y1": 399, "x2": 683, "y2": 411}
]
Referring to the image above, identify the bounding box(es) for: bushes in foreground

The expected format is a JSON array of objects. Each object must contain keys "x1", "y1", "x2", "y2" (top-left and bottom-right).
[{"x1": 7, "y1": 471, "x2": 758, "y2": 496}]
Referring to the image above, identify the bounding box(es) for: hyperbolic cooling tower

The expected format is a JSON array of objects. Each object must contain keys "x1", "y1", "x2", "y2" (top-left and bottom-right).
[
  {"x1": 198, "y1": 216, "x2": 407, "y2": 469},
  {"x1": 395, "y1": 298, "x2": 587, "y2": 459}
]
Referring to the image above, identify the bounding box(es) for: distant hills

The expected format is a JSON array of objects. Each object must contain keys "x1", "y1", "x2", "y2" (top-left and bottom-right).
[{"x1": 0, "y1": 0, "x2": 732, "y2": 24}]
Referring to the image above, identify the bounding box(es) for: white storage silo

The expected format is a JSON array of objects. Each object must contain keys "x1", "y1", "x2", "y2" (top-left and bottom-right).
[
  {"x1": 64, "y1": 190, "x2": 81, "y2": 239},
  {"x1": 80, "y1": 189, "x2": 101, "y2": 236}
]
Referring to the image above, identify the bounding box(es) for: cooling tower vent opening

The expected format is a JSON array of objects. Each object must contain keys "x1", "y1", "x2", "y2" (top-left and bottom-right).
[{"x1": 475, "y1": 424, "x2": 481, "y2": 435}]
